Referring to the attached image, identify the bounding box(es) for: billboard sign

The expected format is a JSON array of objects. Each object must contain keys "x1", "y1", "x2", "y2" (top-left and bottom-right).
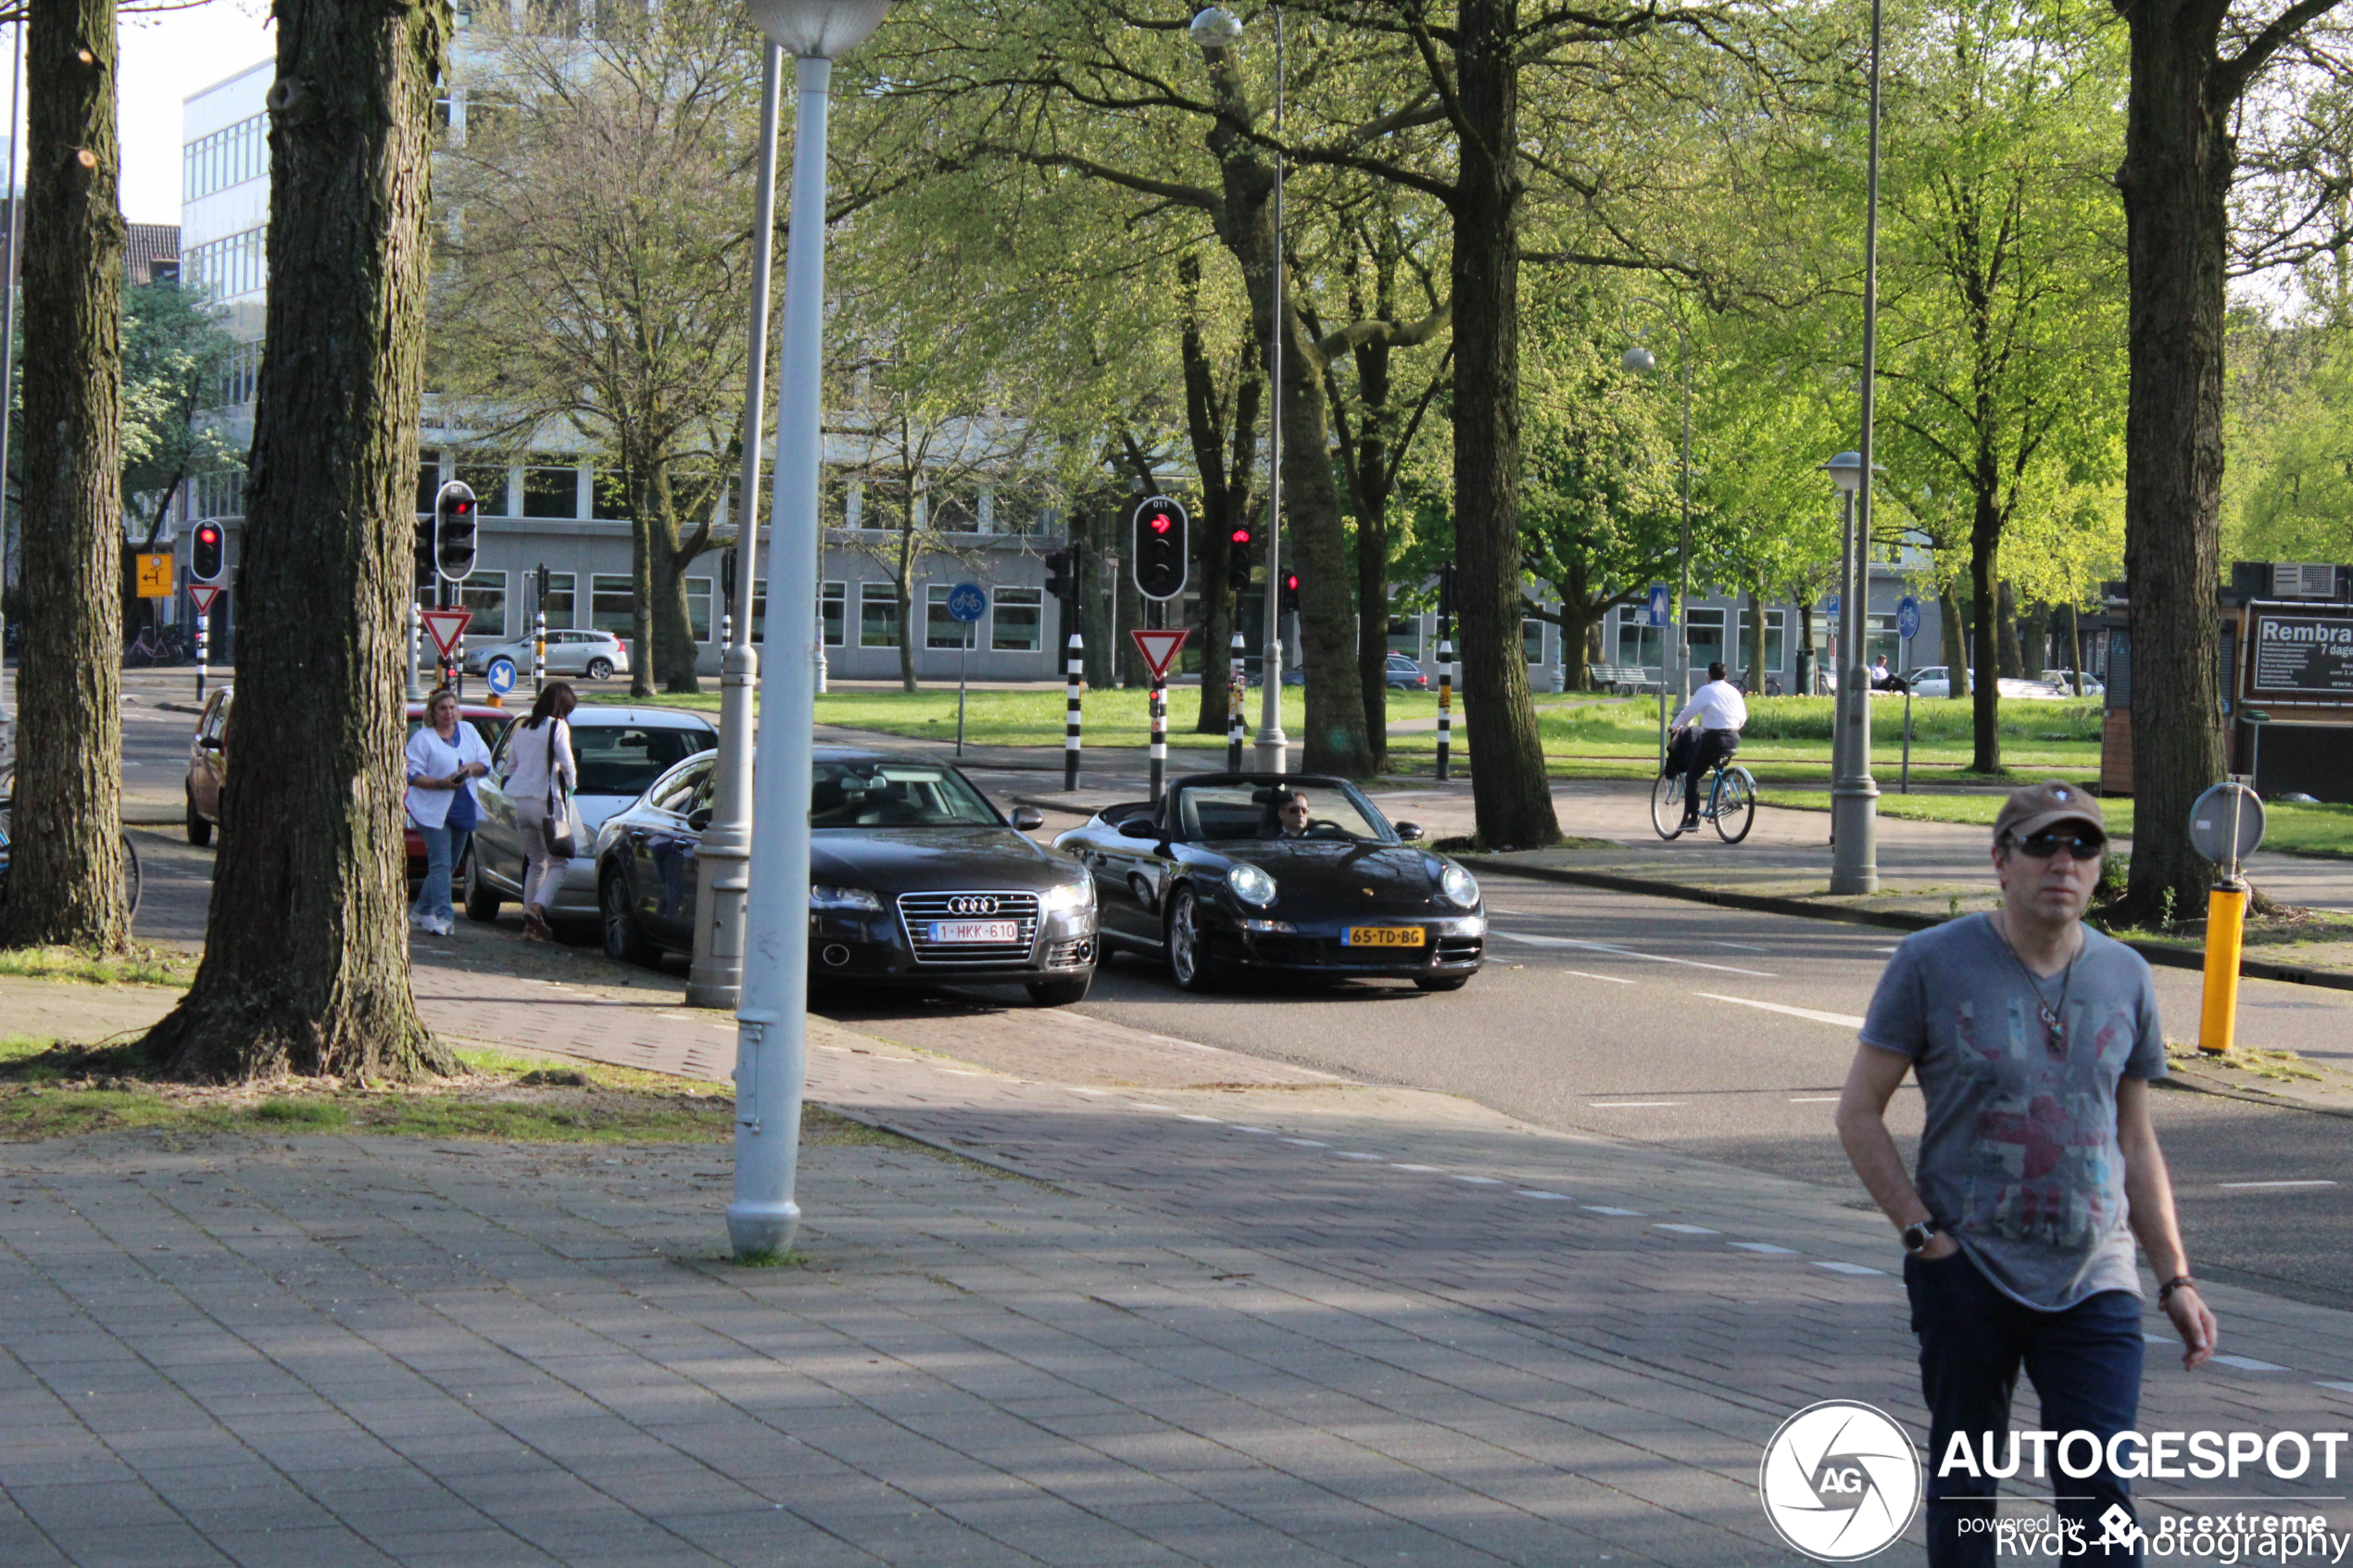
[{"x1": 2246, "y1": 604, "x2": 2353, "y2": 701}]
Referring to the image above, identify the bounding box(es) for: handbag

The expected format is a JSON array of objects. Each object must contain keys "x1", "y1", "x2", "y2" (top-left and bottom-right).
[{"x1": 543, "y1": 721, "x2": 579, "y2": 858}]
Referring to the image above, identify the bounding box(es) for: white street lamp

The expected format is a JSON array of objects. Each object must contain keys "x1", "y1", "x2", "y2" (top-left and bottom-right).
[
  {"x1": 1193, "y1": 4, "x2": 1287, "y2": 771},
  {"x1": 727, "y1": 0, "x2": 891, "y2": 1260},
  {"x1": 1821, "y1": 449, "x2": 1884, "y2": 895}
]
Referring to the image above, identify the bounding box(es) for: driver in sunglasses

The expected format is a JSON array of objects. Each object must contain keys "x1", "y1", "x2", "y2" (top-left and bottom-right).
[{"x1": 1834, "y1": 780, "x2": 2216, "y2": 1565}]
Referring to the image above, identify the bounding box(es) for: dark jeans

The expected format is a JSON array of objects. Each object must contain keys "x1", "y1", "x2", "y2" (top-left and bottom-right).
[
  {"x1": 1906, "y1": 1248, "x2": 2145, "y2": 1566},
  {"x1": 1680, "y1": 728, "x2": 1739, "y2": 818}
]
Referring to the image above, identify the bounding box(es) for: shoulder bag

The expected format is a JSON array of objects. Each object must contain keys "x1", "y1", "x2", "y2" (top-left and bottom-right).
[{"x1": 543, "y1": 721, "x2": 580, "y2": 859}]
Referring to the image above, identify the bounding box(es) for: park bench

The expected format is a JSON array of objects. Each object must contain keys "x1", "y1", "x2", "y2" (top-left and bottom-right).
[{"x1": 1587, "y1": 663, "x2": 1659, "y2": 696}]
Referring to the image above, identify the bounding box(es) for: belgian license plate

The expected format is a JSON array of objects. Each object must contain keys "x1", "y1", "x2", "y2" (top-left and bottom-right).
[
  {"x1": 1344, "y1": 926, "x2": 1426, "y2": 947},
  {"x1": 928, "y1": 920, "x2": 1019, "y2": 945}
]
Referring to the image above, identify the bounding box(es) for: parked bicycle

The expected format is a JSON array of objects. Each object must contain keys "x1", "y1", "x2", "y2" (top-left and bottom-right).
[
  {"x1": 125, "y1": 625, "x2": 195, "y2": 668},
  {"x1": 0, "y1": 771, "x2": 144, "y2": 921},
  {"x1": 1651, "y1": 753, "x2": 1758, "y2": 844}
]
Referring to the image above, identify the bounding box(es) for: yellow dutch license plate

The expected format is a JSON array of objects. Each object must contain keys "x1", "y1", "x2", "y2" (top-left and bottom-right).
[{"x1": 1344, "y1": 926, "x2": 1427, "y2": 948}]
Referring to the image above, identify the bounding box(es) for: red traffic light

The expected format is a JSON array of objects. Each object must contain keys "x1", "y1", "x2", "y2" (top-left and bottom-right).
[
  {"x1": 1285, "y1": 573, "x2": 1300, "y2": 591},
  {"x1": 1230, "y1": 528, "x2": 1252, "y2": 545},
  {"x1": 1150, "y1": 512, "x2": 1172, "y2": 533}
]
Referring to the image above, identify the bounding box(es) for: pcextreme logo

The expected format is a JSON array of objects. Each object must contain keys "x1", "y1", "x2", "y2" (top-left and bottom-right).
[{"x1": 1760, "y1": 1400, "x2": 1925, "y2": 1561}]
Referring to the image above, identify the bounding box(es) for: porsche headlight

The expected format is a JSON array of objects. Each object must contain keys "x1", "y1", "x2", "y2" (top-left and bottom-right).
[
  {"x1": 810, "y1": 885, "x2": 881, "y2": 911},
  {"x1": 1040, "y1": 877, "x2": 1094, "y2": 912},
  {"x1": 1227, "y1": 863, "x2": 1277, "y2": 907},
  {"x1": 1439, "y1": 863, "x2": 1480, "y2": 909}
]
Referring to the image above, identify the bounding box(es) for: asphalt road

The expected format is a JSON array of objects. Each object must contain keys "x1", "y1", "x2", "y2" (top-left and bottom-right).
[{"x1": 103, "y1": 696, "x2": 2353, "y2": 1316}]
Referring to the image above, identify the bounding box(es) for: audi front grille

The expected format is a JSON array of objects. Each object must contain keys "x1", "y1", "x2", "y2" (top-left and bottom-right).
[{"x1": 895, "y1": 890, "x2": 1042, "y2": 966}]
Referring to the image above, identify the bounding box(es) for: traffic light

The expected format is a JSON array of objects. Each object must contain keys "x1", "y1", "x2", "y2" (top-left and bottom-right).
[
  {"x1": 1227, "y1": 520, "x2": 1254, "y2": 593},
  {"x1": 1043, "y1": 546, "x2": 1076, "y2": 603},
  {"x1": 1131, "y1": 495, "x2": 1188, "y2": 601},
  {"x1": 1280, "y1": 571, "x2": 1301, "y2": 616},
  {"x1": 434, "y1": 481, "x2": 478, "y2": 583},
  {"x1": 191, "y1": 521, "x2": 225, "y2": 583},
  {"x1": 721, "y1": 546, "x2": 737, "y2": 609}
]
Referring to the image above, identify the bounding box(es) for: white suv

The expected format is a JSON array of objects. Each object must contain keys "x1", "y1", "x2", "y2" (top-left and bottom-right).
[{"x1": 463, "y1": 628, "x2": 630, "y2": 683}]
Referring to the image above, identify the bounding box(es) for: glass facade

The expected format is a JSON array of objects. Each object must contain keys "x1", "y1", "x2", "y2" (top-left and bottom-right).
[
  {"x1": 591, "y1": 574, "x2": 634, "y2": 634},
  {"x1": 860, "y1": 583, "x2": 900, "y2": 647},
  {"x1": 992, "y1": 587, "x2": 1042, "y2": 651}
]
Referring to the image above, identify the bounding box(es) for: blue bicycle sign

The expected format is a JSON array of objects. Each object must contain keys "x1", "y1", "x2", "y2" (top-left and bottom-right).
[
  {"x1": 947, "y1": 583, "x2": 988, "y2": 623},
  {"x1": 1896, "y1": 595, "x2": 1921, "y2": 641}
]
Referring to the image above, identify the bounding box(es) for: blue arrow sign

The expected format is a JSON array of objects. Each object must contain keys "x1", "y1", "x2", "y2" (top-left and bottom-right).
[
  {"x1": 947, "y1": 583, "x2": 988, "y2": 623},
  {"x1": 485, "y1": 657, "x2": 517, "y2": 695},
  {"x1": 1645, "y1": 583, "x2": 1670, "y2": 627},
  {"x1": 1896, "y1": 595, "x2": 1921, "y2": 641}
]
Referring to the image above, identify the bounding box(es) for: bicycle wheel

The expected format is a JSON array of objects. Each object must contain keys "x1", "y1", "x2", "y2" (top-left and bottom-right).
[
  {"x1": 1711, "y1": 767, "x2": 1757, "y2": 845},
  {"x1": 120, "y1": 831, "x2": 143, "y2": 922},
  {"x1": 1651, "y1": 772, "x2": 1686, "y2": 838}
]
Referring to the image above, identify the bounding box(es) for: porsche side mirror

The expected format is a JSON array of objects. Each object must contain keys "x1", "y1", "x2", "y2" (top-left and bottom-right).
[
  {"x1": 686, "y1": 807, "x2": 713, "y2": 832},
  {"x1": 1394, "y1": 822, "x2": 1424, "y2": 842},
  {"x1": 1010, "y1": 806, "x2": 1046, "y2": 831},
  {"x1": 1118, "y1": 817, "x2": 1164, "y2": 841}
]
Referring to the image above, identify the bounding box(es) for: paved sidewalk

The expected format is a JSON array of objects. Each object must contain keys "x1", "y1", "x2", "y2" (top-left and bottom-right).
[{"x1": 11, "y1": 962, "x2": 2353, "y2": 1563}]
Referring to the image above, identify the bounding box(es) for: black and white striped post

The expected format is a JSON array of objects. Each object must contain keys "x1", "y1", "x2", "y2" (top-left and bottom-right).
[
  {"x1": 1063, "y1": 632, "x2": 1084, "y2": 790},
  {"x1": 1227, "y1": 631, "x2": 1245, "y2": 771},
  {"x1": 533, "y1": 608, "x2": 547, "y2": 696},
  {"x1": 1149, "y1": 674, "x2": 1167, "y2": 802},
  {"x1": 1436, "y1": 638, "x2": 1454, "y2": 782},
  {"x1": 194, "y1": 606, "x2": 210, "y2": 703}
]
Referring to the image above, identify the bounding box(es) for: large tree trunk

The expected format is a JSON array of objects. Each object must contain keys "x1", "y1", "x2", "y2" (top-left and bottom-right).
[
  {"x1": 894, "y1": 531, "x2": 917, "y2": 692},
  {"x1": 1939, "y1": 582, "x2": 1969, "y2": 696},
  {"x1": 646, "y1": 466, "x2": 699, "y2": 695},
  {"x1": 2116, "y1": 4, "x2": 2231, "y2": 920},
  {"x1": 145, "y1": 0, "x2": 454, "y2": 1081},
  {"x1": 1995, "y1": 579, "x2": 2023, "y2": 677},
  {"x1": 5, "y1": 0, "x2": 128, "y2": 951},
  {"x1": 624, "y1": 463, "x2": 656, "y2": 697},
  {"x1": 1969, "y1": 496, "x2": 2003, "y2": 774},
  {"x1": 1450, "y1": 0, "x2": 1558, "y2": 846}
]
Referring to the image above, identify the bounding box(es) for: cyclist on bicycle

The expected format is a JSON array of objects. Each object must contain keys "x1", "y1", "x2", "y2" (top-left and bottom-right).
[{"x1": 1667, "y1": 659, "x2": 1747, "y2": 834}]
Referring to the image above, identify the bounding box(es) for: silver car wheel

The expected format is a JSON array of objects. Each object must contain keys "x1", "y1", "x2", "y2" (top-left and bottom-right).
[{"x1": 1168, "y1": 890, "x2": 1198, "y2": 984}]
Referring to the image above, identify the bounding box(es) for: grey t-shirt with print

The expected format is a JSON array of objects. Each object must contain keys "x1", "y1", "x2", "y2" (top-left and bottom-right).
[{"x1": 1860, "y1": 913, "x2": 2168, "y2": 1311}]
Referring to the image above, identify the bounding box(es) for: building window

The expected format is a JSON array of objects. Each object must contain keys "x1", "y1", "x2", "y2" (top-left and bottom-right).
[
  {"x1": 686, "y1": 577, "x2": 713, "y2": 643},
  {"x1": 1760, "y1": 609, "x2": 1787, "y2": 674},
  {"x1": 522, "y1": 458, "x2": 578, "y2": 520},
  {"x1": 1523, "y1": 618, "x2": 1546, "y2": 665},
  {"x1": 193, "y1": 468, "x2": 245, "y2": 520},
  {"x1": 1685, "y1": 608, "x2": 1726, "y2": 674},
  {"x1": 1615, "y1": 614, "x2": 1664, "y2": 669},
  {"x1": 926, "y1": 585, "x2": 974, "y2": 649},
  {"x1": 183, "y1": 113, "x2": 266, "y2": 203},
  {"x1": 184, "y1": 226, "x2": 267, "y2": 299},
  {"x1": 821, "y1": 581, "x2": 845, "y2": 646},
  {"x1": 541, "y1": 571, "x2": 575, "y2": 629},
  {"x1": 992, "y1": 586, "x2": 1042, "y2": 652},
  {"x1": 1387, "y1": 613, "x2": 1420, "y2": 660},
  {"x1": 459, "y1": 571, "x2": 508, "y2": 641},
  {"x1": 927, "y1": 483, "x2": 980, "y2": 534},
  {"x1": 859, "y1": 583, "x2": 900, "y2": 647},
  {"x1": 591, "y1": 574, "x2": 635, "y2": 634},
  {"x1": 1868, "y1": 614, "x2": 1900, "y2": 669},
  {"x1": 594, "y1": 469, "x2": 632, "y2": 521},
  {"x1": 209, "y1": 338, "x2": 262, "y2": 409}
]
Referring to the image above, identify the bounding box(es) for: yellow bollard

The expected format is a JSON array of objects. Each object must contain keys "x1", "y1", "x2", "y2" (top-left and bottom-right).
[{"x1": 2197, "y1": 884, "x2": 2248, "y2": 1056}]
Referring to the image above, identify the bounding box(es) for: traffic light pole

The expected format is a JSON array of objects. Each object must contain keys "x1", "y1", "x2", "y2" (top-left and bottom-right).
[
  {"x1": 1253, "y1": 3, "x2": 1290, "y2": 776},
  {"x1": 1436, "y1": 639, "x2": 1453, "y2": 782},
  {"x1": 1227, "y1": 630, "x2": 1245, "y2": 771}
]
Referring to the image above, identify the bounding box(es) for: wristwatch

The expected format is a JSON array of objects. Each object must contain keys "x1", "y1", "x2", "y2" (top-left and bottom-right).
[{"x1": 1902, "y1": 1220, "x2": 1942, "y2": 1255}]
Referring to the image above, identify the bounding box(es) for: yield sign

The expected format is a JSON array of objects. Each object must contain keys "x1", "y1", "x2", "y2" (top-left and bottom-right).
[
  {"x1": 1128, "y1": 627, "x2": 1189, "y2": 681},
  {"x1": 421, "y1": 607, "x2": 473, "y2": 661},
  {"x1": 187, "y1": 584, "x2": 222, "y2": 619}
]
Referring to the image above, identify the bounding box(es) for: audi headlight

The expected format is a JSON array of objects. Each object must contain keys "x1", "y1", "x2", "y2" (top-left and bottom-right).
[
  {"x1": 1040, "y1": 877, "x2": 1094, "y2": 912},
  {"x1": 1439, "y1": 863, "x2": 1480, "y2": 909},
  {"x1": 1227, "y1": 863, "x2": 1277, "y2": 907},
  {"x1": 810, "y1": 885, "x2": 881, "y2": 911}
]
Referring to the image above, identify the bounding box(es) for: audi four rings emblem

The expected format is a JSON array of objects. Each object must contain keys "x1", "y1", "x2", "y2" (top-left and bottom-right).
[{"x1": 946, "y1": 897, "x2": 1000, "y2": 915}]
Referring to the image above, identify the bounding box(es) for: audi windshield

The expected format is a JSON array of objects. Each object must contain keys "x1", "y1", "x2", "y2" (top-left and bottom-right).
[{"x1": 809, "y1": 762, "x2": 1001, "y2": 828}]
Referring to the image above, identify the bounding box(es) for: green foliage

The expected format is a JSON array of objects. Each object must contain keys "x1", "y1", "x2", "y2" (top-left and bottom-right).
[{"x1": 120, "y1": 281, "x2": 242, "y2": 545}]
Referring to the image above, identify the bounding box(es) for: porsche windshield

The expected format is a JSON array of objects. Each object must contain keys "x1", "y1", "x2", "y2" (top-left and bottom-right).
[
  {"x1": 810, "y1": 762, "x2": 1000, "y2": 828},
  {"x1": 1173, "y1": 784, "x2": 1391, "y2": 843}
]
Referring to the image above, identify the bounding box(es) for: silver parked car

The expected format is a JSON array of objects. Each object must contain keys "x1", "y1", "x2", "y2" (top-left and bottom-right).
[
  {"x1": 464, "y1": 706, "x2": 717, "y2": 927},
  {"x1": 462, "y1": 628, "x2": 631, "y2": 684}
]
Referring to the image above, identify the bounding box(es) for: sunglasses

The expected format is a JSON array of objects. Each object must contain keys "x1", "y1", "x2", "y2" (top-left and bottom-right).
[{"x1": 2007, "y1": 828, "x2": 2106, "y2": 861}]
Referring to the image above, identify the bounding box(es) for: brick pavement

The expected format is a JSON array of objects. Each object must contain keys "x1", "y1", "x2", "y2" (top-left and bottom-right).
[{"x1": 9, "y1": 956, "x2": 2353, "y2": 1563}]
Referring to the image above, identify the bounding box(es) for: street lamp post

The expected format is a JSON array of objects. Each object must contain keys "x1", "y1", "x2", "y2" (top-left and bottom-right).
[
  {"x1": 727, "y1": 0, "x2": 891, "y2": 1260},
  {"x1": 1192, "y1": 5, "x2": 1286, "y2": 772},
  {"x1": 1622, "y1": 304, "x2": 1692, "y2": 756},
  {"x1": 687, "y1": 42, "x2": 786, "y2": 1012}
]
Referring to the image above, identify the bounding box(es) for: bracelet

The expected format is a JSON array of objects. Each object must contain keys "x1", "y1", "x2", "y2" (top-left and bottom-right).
[{"x1": 2158, "y1": 1275, "x2": 2197, "y2": 1309}]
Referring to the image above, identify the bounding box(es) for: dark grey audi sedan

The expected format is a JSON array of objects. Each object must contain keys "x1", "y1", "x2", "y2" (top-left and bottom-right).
[{"x1": 592, "y1": 746, "x2": 1099, "y2": 1005}]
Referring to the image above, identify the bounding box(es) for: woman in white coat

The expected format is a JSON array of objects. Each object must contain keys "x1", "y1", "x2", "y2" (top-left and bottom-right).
[
  {"x1": 501, "y1": 681, "x2": 578, "y2": 941},
  {"x1": 406, "y1": 687, "x2": 493, "y2": 936}
]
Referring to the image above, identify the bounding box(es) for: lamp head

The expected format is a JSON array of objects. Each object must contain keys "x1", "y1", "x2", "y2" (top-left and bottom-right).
[
  {"x1": 1621, "y1": 345, "x2": 1656, "y2": 375},
  {"x1": 1190, "y1": 6, "x2": 1243, "y2": 52},
  {"x1": 746, "y1": 0, "x2": 891, "y2": 58},
  {"x1": 1818, "y1": 449, "x2": 1884, "y2": 495}
]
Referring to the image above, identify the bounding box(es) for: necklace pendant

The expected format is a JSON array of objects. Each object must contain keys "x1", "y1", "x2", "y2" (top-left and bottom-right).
[{"x1": 2041, "y1": 1005, "x2": 2066, "y2": 1053}]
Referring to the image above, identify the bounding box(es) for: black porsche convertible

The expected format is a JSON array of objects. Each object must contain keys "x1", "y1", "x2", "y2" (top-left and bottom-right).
[
  {"x1": 591, "y1": 747, "x2": 1099, "y2": 1005},
  {"x1": 1051, "y1": 772, "x2": 1485, "y2": 992}
]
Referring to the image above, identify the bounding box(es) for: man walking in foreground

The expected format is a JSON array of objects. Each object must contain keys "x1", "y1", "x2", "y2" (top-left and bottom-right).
[{"x1": 1836, "y1": 781, "x2": 2219, "y2": 1564}]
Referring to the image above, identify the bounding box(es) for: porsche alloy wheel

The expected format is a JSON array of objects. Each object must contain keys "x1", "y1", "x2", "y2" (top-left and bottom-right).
[{"x1": 1167, "y1": 886, "x2": 1223, "y2": 993}]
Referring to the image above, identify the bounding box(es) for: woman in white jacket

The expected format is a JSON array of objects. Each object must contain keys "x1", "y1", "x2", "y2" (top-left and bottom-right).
[
  {"x1": 406, "y1": 687, "x2": 493, "y2": 936},
  {"x1": 501, "y1": 682, "x2": 578, "y2": 941}
]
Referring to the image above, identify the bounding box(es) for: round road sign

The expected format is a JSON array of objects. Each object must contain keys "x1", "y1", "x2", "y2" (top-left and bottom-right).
[
  {"x1": 2189, "y1": 782, "x2": 2265, "y2": 867},
  {"x1": 947, "y1": 583, "x2": 987, "y2": 623},
  {"x1": 1896, "y1": 596, "x2": 1921, "y2": 640},
  {"x1": 485, "y1": 657, "x2": 518, "y2": 694}
]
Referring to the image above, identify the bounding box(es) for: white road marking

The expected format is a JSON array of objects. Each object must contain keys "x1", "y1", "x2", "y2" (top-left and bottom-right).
[
  {"x1": 1812, "y1": 1261, "x2": 1886, "y2": 1276},
  {"x1": 1281, "y1": 1138, "x2": 1327, "y2": 1148},
  {"x1": 1234, "y1": 1125, "x2": 1275, "y2": 1134},
  {"x1": 1732, "y1": 1242, "x2": 1799, "y2": 1255},
  {"x1": 1178, "y1": 1114, "x2": 1221, "y2": 1123},
  {"x1": 2316, "y1": 1383, "x2": 2353, "y2": 1395},
  {"x1": 1132, "y1": 1102, "x2": 1175, "y2": 1110},
  {"x1": 1696, "y1": 992, "x2": 1866, "y2": 1029},
  {"x1": 1563, "y1": 970, "x2": 1637, "y2": 985},
  {"x1": 1705, "y1": 940, "x2": 1770, "y2": 951},
  {"x1": 1655, "y1": 1223, "x2": 1720, "y2": 1236},
  {"x1": 1516, "y1": 1191, "x2": 1572, "y2": 1200},
  {"x1": 1335, "y1": 1152, "x2": 1382, "y2": 1160},
  {"x1": 1490, "y1": 930, "x2": 1777, "y2": 977},
  {"x1": 1788, "y1": 1097, "x2": 1842, "y2": 1104},
  {"x1": 1583, "y1": 1206, "x2": 1644, "y2": 1217},
  {"x1": 1452, "y1": 1175, "x2": 1502, "y2": 1185},
  {"x1": 1392, "y1": 1164, "x2": 1442, "y2": 1173},
  {"x1": 2219, "y1": 1180, "x2": 2337, "y2": 1190},
  {"x1": 1589, "y1": 1101, "x2": 1684, "y2": 1109},
  {"x1": 2210, "y1": 1355, "x2": 2289, "y2": 1373}
]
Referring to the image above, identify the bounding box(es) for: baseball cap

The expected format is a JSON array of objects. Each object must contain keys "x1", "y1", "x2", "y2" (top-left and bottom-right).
[{"x1": 1993, "y1": 780, "x2": 2105, "y2": 845}]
